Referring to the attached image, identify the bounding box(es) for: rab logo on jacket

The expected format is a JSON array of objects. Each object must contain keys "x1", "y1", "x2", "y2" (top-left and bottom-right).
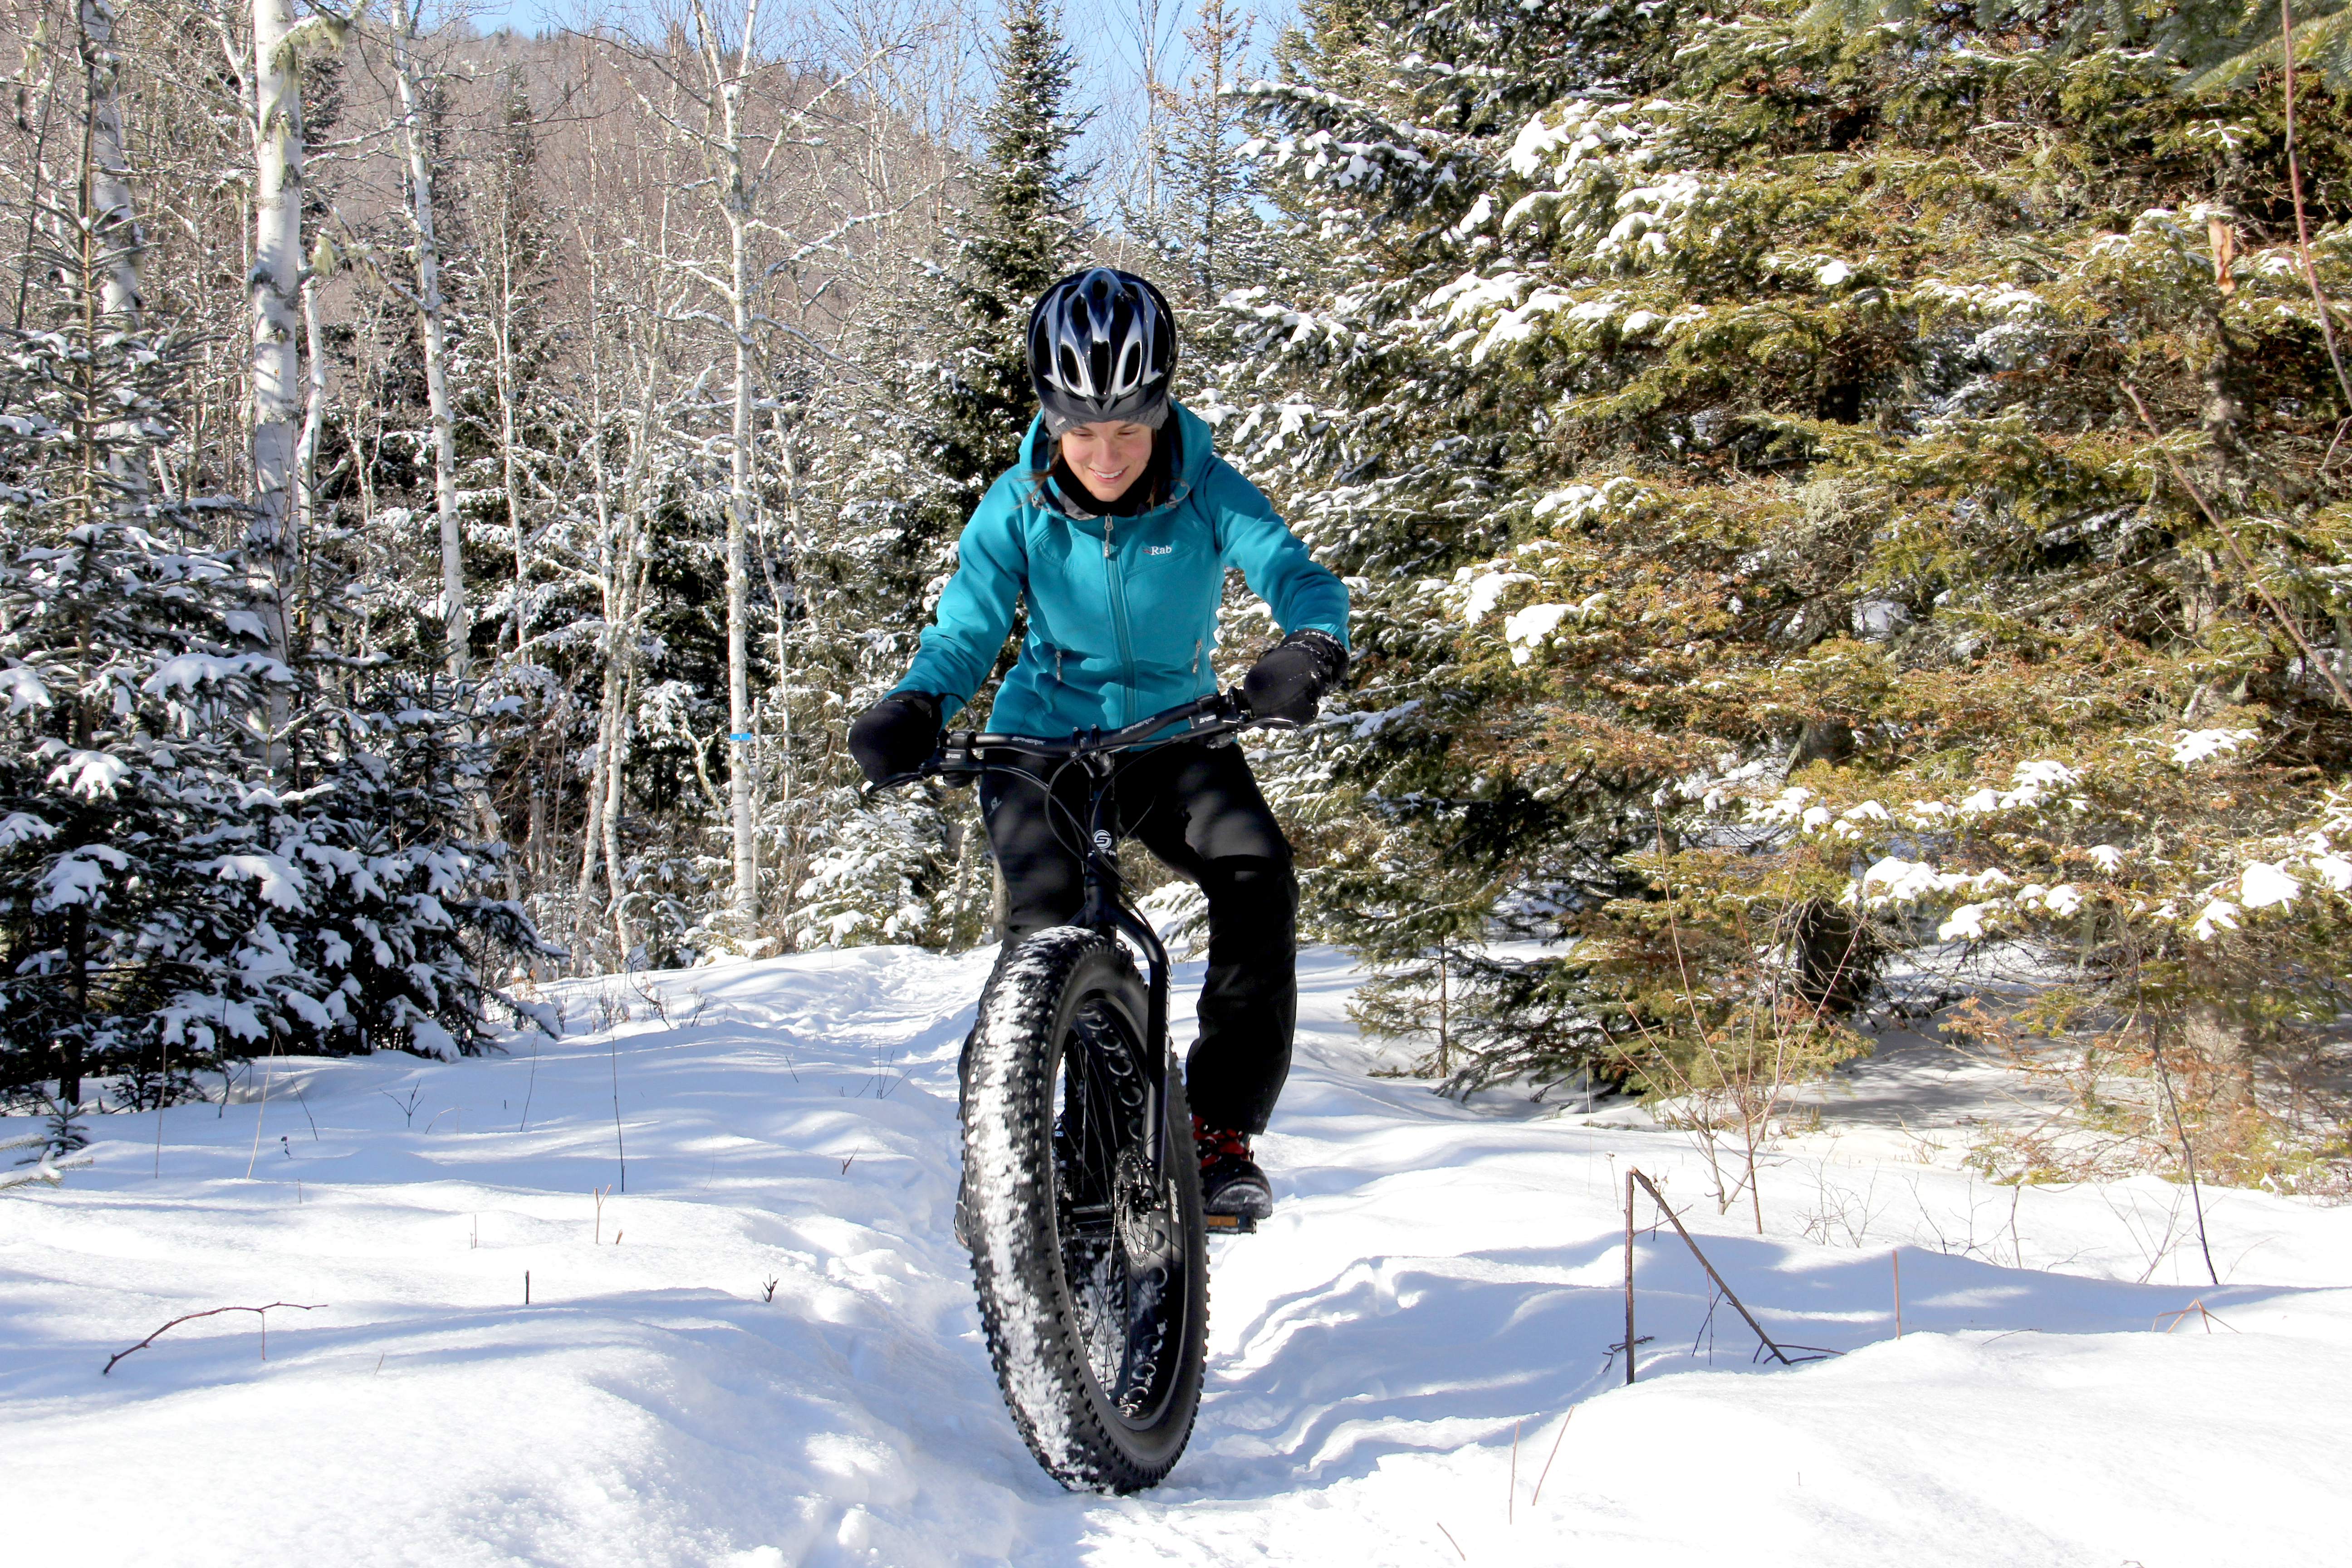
[{"x1": 1145, "y1": 544, "x2": 1174, "y2": 555}]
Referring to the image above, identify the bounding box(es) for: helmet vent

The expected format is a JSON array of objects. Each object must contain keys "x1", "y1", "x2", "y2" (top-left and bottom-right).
[{"x1": 1027, "y1": 268, "x2": 1176, "y2": 433}]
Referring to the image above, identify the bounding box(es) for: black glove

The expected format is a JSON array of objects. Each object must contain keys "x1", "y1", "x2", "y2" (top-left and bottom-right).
[
  {"x1": 848, "y1": 691, "x2": 944, "y2": 784},
  {"x1": 1241, "y1": 629, "x2": 1347, "y2": 725}
]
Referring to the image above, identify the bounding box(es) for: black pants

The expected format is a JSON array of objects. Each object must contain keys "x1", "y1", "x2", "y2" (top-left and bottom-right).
[{"x1": 979, "y1": 740, "x2": 1297, "y2": 1134}]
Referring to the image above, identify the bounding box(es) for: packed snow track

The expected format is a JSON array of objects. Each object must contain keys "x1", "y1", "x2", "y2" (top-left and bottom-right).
[{"x1": 3, "y1": 946, "x2": 2346, "y2": 1566}]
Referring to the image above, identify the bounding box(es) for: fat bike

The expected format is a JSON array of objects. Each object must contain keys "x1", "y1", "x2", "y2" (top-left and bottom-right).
[{"x1": 870, "y1": 689, "x2": 1277, "y2": 1493}]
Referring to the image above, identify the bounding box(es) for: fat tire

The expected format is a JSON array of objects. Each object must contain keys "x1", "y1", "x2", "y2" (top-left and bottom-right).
[{"x1": 962, "y1": 926, "x2": 1208, "y2": 1493}]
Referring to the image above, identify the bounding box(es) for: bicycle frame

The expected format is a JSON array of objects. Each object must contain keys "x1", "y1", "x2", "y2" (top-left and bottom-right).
[{"x1": 872, "y1": 688, "x2": 1275, "y2": 1185}]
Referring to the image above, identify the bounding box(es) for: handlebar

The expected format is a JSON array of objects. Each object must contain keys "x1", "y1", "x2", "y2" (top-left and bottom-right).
[{"x1": 863, "y1": 686, "x2": 1285, "y2": 796}]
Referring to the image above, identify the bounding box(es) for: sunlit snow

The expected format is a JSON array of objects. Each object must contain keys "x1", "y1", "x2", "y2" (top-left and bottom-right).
[{"x1": 4, "y1": 946, "x2": 2347, "y2": 1565}]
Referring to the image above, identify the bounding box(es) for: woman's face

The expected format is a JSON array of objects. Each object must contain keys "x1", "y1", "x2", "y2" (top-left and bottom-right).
[{"x1": 1059, "y1": 420, "x2": 1154, "y2": 504}]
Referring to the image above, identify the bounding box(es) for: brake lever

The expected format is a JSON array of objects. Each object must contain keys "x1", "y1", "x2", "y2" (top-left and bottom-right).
[
  {"x1": 1189, "y1": 687, "x2": 1254, "y2": 729},
  {"x1": 859, "y1": 743, "x2": 958, "y2": 801},
  {"x1": 858, "y1": 768, "x2": 930, "y2": 803},
  {"x1": 1201, "y1": 686, "x2": 1308, "y2": 732}
]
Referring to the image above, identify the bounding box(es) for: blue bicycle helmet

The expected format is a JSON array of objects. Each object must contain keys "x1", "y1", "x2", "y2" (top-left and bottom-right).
[{"x1": 1026, "y1": 269, "x2": 1178, "y2": 436}]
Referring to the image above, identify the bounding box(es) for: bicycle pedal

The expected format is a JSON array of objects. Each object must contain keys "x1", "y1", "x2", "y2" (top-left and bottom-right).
[{"x1": 1202, "y1": 1212, "x2": 1257, "y2": 1235}]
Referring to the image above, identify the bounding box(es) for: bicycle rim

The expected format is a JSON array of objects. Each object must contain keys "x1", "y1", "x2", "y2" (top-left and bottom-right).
[{"x1": 963, "y1": 927, "x2": 1208, "y2": 1493}]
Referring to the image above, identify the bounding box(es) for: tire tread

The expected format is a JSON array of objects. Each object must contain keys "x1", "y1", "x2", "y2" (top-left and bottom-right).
[{"x1": 962, "y1": 926, "x2": 1207, "y2": 1493}]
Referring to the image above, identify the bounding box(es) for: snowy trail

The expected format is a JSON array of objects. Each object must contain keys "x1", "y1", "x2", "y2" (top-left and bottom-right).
[{"x1": 3, "y1": 946, "x2": 2347, "y2": 1566}]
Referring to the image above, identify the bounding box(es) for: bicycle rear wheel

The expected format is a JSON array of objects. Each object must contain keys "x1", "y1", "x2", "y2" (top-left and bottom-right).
[{"x1": 962, "y1": 926, "x2": 1208, "y2": 1493}]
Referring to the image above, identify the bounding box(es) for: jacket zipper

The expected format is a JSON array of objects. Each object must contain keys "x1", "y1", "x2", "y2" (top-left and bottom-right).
[{"x1": 1102, "y1": 516, "x2": 1138, "y2": 726}]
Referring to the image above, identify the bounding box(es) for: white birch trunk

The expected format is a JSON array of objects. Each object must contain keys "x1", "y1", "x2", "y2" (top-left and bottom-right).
[
  {"x1": 695, "y1": 0, "x2": 764, "y2": 924},
  {"x1": 602, "y1": 561, "x2": 643, "y2": 964},
  {"x1": 76, "y1": 0, "x2": 141, "y2": 323},
  {"x1": 249, "y1": 0, "x2": 304, "y2": 676},
  {"x1": 756, "y1": 417, "x2": 799, "y2": 936},
  {"x1": 573, "y1": 685, "x2": 612, "y2": 965},
  {"x1": 390, "y1": 0, "x2": 466, "y2": 683},
  {"x1": 725, "y1": 223, "x2": 759, "y2": 924},
  {"x1": 573, "y1": 367, "x2": 617, "y2": 969},
  {"x1": 493, "y1": 221, "x2": 527, "y2": 663},
  {"x1": 571, "y1": 251, "x2": 616, "y2": 968},
  {"x1": 571, "y1": 238, "x2": 676, "y2": 970},
  {"x1": 76, "y1": 0, "x2": 147, "y2": 518},
  {"x1": 295, "y1": 274, "x2": 326, "y2": 567}
]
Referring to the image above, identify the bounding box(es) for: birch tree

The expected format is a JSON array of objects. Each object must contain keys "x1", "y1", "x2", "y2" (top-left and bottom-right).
[
  {"x1": 386, "y1": 0, "x2": 466, "y2": 680},
  {"x1": 74, "y1": 0, "x2": 139, "y2": 324},
  {"x1": 245, "y1": 0, "x2": 341, "y2": 686},
  {"x1": 247, "y1": 0, "x2": 306, "y2": 675},
  {"x1": 691, "y1": 0, "x2": 762, "y2": 925},
  {"x1": 605, "y1": 0, "x2": 861, "y2": 927}
]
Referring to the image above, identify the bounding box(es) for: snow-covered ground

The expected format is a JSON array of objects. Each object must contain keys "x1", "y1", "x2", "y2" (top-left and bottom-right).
[{"x1": 4, "y1": 944, "x2": 2347, "y2": 1566}]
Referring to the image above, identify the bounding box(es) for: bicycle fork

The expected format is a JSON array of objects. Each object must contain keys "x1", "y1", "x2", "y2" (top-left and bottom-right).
[{"x1": 1072, "y1": 753, "x2": 1176, "y2": 1185}]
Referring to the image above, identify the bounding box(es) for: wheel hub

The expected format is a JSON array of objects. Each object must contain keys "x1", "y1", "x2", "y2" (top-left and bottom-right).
[{"x1": 1111, "y1": 1145, "x2": 1176, "y2": 1265}]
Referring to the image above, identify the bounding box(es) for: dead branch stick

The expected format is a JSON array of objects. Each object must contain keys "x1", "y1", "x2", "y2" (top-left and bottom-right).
[
  {"x1": 2280, "y1": 0, "x2": 2352, "y2": 448},
  {"x1": 2122, "y1": 383, "x2": 2352, "y2": 711},
  {"x1": 103, "y1": 1302, "x2": 324, "y2": 1375},
  {"x1": 2146, "y1": 1015, "x2": 2223, "y2": 1288},
  {"x1": 1630, "y1": 1169, "x2": 1795, "y2": 1366},
  {"x1": 2155, "y1": 1298, "x2": 2241, "y2": 1334},
  {"x1": 1508, "y1": 1419, "x2": 1519, "y2": 1524},
  {"x1": 1622, "y1": 1167, "x2": 1638, "y2": 1385},
  {"x1": 1530, "y1": 1407, "x2": 1574, "y2": 1505}
]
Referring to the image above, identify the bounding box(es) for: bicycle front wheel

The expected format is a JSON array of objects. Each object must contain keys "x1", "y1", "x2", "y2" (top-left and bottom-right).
[{"x1": 961, "y1": 926, "x2": 1208, "y2": 1493}]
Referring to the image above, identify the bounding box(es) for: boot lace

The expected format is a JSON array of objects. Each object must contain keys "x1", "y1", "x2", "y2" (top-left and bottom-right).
[{"x1": 1191, "y1": 1116, "x2": 1251, "y2": 1163}]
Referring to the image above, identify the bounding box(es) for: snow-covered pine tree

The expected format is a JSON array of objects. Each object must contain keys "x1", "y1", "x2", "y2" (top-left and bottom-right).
[
  {"x1": 1, "y1": 129, "x2": 549, "y2": 1107},
  {"x1": 0, "y1": 309, "x2": 287, "y2": 1105},
  {"x1": 1205, "y1": 0, "x2": 1679, "y2": 1082},
  {"x1": 925, "y1": 0, "x2": 1090, "y2": 541},
  {"x1": 1230, "y1": 0, "x2": 2352, "y2": 1184},
  {"x1": 290, "y1": 675, "x2": 552, "y2": 1054},
  {"x1": 0, "y1": 309, "x2": 553, "y2": 1102},
  {"x1": 1148, "y1": 0, "x2": 1274, "y2": 310}
]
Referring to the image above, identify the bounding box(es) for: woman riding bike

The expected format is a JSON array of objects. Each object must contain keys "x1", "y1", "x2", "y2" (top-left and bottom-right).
[{"x1": 848, "y1": 267, "x2": 1349, "y2": 1224}]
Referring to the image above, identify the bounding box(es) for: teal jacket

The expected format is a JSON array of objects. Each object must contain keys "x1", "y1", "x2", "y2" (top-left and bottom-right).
[{"x1": 896, "y1": 402, "x2": 1350, "y2": 738}]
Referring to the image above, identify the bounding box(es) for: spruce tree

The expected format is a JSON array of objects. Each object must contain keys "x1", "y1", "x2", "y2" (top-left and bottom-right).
[
  {"x1": 750, "y1": 0, "x2": 1095, "y2": 957},
  {"x1": 1207, "y1": 0, "x2": 1678, "y2": 1078},
  {"x1": 928, "y1": 0, "x2": 1090, "y2": 523},
  {"x1": 0, "y1": 316, "x2": 283, "y2": 1105},
  {"x1": 0, "y1": 300, "x2": 551, "y2": 1102},
  {"x1": 1226, "y1": 0, "x2": 2352, "y2": 1183},
  {"x1": 1150, "y1": 0, "x2": 1274, "y2": 309}
]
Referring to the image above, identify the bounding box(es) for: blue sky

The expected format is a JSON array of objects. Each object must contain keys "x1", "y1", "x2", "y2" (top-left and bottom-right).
[
  {"x1": 460, "y1": 0, "x2": 1296, "y2": 124},
  {"x1": 454, "y1": 0, "x2": 1296, "y2": 210}
]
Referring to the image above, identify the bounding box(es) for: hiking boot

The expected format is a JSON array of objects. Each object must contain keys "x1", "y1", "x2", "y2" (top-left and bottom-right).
[{"x1": 1194, "y1": 1116, "x2": 1273, "y2": 1222}]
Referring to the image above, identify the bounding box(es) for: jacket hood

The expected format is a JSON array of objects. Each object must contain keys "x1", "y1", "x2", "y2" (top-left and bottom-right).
[{"x1": 1020, "y1": 400, "x2": 1219, "y2": 519}]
